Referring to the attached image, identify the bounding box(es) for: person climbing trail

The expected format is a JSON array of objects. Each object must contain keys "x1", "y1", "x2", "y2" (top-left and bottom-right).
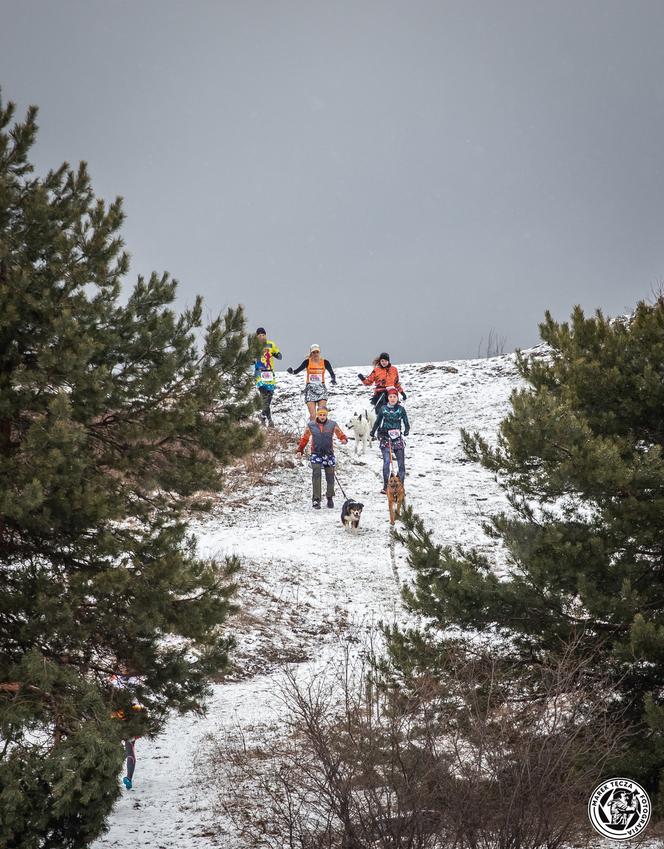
[
  {"x1": 287, "y1": 344, "x2": 337, "y2": 419},
  {"x1": 254, "y1": 327, "x2": 282, "y2": 426},
  {"x1": 358, "y1": 353, "x2": 406, "y2": 414},
  {"x1": 110, "y1": 671, "x2": 146, "y2": 791},
  {"x1": 296, "y1": 404, "x2": 348, "y2": 508},
  {"x1": 371, "y1": 387, "x2": 409, "y2": 494}
]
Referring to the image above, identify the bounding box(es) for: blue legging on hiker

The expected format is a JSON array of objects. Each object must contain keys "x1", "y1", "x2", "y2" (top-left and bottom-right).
[
  {"x1": 124, "y1": 738, "x2": 136, "y2": 780},
  {"x1": 381, "y1": 442, "x2": 405, "y2": 488}
]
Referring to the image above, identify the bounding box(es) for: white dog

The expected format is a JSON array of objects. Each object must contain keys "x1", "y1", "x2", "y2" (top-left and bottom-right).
[{"x1": 346, "y1": 409, "x2": 376, "y2": 455}]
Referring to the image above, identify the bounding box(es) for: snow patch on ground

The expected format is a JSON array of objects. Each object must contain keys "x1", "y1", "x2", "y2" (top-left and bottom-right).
[{"x1": 94, "y1": 355, "x2": 525, "y2": 848}]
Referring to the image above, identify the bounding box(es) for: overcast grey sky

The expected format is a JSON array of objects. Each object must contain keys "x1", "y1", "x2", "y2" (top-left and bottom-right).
[{"x1": 2, "y1": 1, "x2": 664, "y2": 366}]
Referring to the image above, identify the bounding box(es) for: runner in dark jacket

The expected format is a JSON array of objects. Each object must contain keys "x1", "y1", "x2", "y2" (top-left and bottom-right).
[{"x1": 371, "y1": 388, "x2": 410, "y2": 494}]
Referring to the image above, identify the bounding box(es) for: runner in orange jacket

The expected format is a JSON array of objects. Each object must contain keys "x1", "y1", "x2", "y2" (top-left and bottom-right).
[{"x1": 357, "y1": 353, "x2": 406, "y2": 413}]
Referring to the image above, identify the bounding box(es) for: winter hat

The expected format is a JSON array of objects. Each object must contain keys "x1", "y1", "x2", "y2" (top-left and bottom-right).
[
  {"x1": 256, "y1": 327, "x2": 267, "y2": 335},
  {"x1": 379, "y1": 352, "x2": 390, "y2": 361},
  {"x1": 310, "y1": 343, "x2": 321, "y2": 352},
  {"x1": 386, "y1": 387, "x2": 398, "y2": 398}
]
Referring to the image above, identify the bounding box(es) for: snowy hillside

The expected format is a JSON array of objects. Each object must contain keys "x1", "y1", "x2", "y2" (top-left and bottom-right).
[{"x1": 93, "y1": 354, "x2": 526, "y2": 848}]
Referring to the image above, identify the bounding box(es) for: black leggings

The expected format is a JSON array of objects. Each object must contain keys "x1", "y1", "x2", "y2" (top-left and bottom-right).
[
  {"x1": 258, "y1": 386, "x2": 274, "y2": 421},
  {"x1": 371, "y1": 391, "x2": 388, "y2": 413}
]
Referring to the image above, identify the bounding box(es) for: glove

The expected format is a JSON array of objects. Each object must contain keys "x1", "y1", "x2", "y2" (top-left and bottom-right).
[
  {"x1": 404, "y1": 429, "x2": 410, "y2": 437},
  {"x1": 370, "y1": 430, "x2": 376, "y2": 439},
  {"x1": 401, "y1": 391, "x2": 407, "y2": 400},
  {"x1": 357, "y1": 373, "x2": 365, "y2": 381},
  {"x1": 274, "y1": 351, "x2": 282, "y2": 359},
  {"x1": 287, "y1": 367, "x2": 294, "y2": 374},
  {"x1": 331, "y1": 378, "x2": 337, "y2": 385}
]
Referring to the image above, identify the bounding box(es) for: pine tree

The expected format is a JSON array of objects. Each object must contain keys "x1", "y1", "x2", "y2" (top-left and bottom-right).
[
  {"x1": 0, "y1": 94, "x2": 262, "y2": 846},
  {"x1": 390, "y1": 300, "x2": 664, "y2": 805}
]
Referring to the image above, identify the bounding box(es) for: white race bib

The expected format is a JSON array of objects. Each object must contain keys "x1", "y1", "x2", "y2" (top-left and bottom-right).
[
  {"x1": 309, "y1": 373, "x2": 323, "y2": 384},
  {"x1": 388, "y1": 429, "x2": 401, "y2": 440},
  {"x1": 261, "y1": 371, "x2": 274, "y2": 381}
]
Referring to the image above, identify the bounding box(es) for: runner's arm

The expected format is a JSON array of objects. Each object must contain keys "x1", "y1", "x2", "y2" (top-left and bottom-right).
[
  {"x1": 324, "y1": 360, "x2": 336, "y2": 381},
  {"x1": 297, "y1": 430, "x2": 311, "y2": 453},
  {"x1": 362, "y1": 368, "x2": 376, "y2": 386},
  {"x1": 371, "y1": 409, "x2": 384, "y2": 437},
  {"x1": 402, "y1": 408, "x2": 410, "y2": 435},
  {"x1": 334, "y1": 425, "x2": 348, "y2": 444},
  {"x1": 291, "y1": 359, "x2": 309, "y2": 375}
]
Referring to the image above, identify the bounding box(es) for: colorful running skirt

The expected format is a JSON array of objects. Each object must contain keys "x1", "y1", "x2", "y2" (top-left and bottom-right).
[
  {"x1": 310, "y1": 452, "x2": 336, "y2": 467},
  {"x1": 304, "y1": 382, "x2": 328, "y2": 403}
]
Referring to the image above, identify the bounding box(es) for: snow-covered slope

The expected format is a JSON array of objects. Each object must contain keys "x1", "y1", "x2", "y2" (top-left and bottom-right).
[{"x1": 93, "y1": 355, "x2": 524, "y2": 848}]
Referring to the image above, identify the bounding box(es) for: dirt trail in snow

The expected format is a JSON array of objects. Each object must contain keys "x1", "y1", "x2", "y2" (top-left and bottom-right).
[{"x1": 93, "y1": 355, "x2": 524, "y2": 848}]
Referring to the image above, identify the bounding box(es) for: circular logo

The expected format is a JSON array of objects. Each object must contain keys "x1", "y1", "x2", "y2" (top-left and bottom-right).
[{"x1": 588, "y1": 778, "x2": 651, "y2": 840}]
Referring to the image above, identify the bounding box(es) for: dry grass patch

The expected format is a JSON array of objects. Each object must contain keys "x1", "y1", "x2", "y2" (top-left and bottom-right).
[
  {"x1": 201, "y1": 644, "x2": 629, "y2": 849},
  {"x1": 220, "y1": 426, "x2": 299, "y2": 504}
]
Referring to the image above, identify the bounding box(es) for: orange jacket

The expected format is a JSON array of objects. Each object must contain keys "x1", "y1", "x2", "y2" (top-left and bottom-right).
[
  {"x1": 362, "y1": 364, "x2": 403, "y2": 394},
  {"x1": 297, "y1": 421, "x2": 348, "y2": 453}
]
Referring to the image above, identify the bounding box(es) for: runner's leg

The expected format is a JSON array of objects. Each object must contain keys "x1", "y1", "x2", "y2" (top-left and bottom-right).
[
  {"x1": 381, "y1": 444, "x2": 391, "y2": 489},
  {"x1": 264, "y1": 388, "x2": 274, "y2": 422},
  {"x1": 312, "y1": 464, "x2": 322, "y2": 501},
  {"x1": 315, "y1": 385, "x2": 328, "y2": 413},
  {"x1": 396, "y1": 444, "x2": 406, "y2": 483},
  {"x1": 258, "y1": 387, "x2": 272, "y2": 422},
  {"x1": 124, "y1": 738, "x2": 136, "y2": 780},
  {"x1": 324, "y1": 465, "x2": 335, "y2": 498}
]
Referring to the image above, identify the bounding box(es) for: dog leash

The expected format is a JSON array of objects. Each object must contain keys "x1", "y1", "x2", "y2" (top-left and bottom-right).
[{"x1": 334, "y1": 471, "x2": 349, "y2": 501}]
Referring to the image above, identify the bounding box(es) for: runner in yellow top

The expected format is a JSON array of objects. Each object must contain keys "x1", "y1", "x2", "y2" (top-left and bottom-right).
[
  {"x1": 254, "y1": 327, "x2": 282, "y2": 427},
  {"x1": 287, "y1": 344, "x2": 337, "y2": 419}
]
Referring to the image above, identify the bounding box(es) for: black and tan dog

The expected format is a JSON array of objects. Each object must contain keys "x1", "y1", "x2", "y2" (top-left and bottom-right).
[
  {"x1": 341, "y1": 499, "x2": 364, "y2": 532},
  {"x1": 387, "y1": 473, "x2": 405, "y2": 525}
]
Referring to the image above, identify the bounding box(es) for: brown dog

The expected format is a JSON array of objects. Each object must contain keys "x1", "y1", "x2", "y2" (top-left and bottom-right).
[{"x1": 387, "y1": 472, "x2": 405, "y2": 525}]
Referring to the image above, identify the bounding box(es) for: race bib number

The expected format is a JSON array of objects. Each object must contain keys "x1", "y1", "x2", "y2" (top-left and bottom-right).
[
  {"x1": 388, "y1": 429, "x2": 401, "y2": 440},
  {"x1": 261, "y1": 371, "x2": 274, "y2": 381},
  {"x1": 309, "y1": 374, "x2": 323, "y2": 383}
]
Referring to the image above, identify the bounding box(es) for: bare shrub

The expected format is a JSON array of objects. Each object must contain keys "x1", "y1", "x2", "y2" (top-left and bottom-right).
[
  {"x1": 221, "y1": 426, "x2": 298, "y2": 504},
  {"x1": 200, "y1": 643, "x2": 626, "y2": 849},
  {"x1": 477, "y1": 329, "x2": 508, "y2": 358}
]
